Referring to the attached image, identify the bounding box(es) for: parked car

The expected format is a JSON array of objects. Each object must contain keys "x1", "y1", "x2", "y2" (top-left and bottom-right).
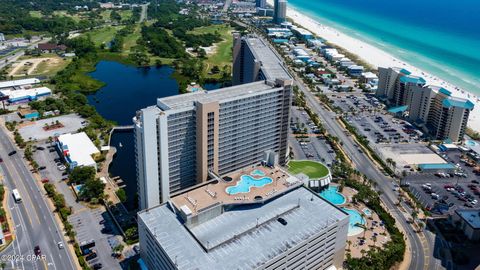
[
  {"x1": 41, "y1": 178, "x2": 49, "y2": 184},
  {"x1": 34, "y1": 246, "x2": 41, "y2": 256},
  {"x1": 85, "y1": 251, "x2": 97, "y2": 261},
  {"x1": 93, "y1": 263, "x2": 102, "y2": 270},
  {"x1": 8, "y1": 151, "x2": 17, "y2": 156}
]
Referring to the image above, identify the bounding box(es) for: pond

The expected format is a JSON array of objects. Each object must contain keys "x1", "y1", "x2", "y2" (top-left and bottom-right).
[
  {"x1": 87, "y1": 61, "x2": 221, "y2": 211},
  {"x1": 88, "y1": 61, "x2": 180, "y2": 210},
  {"x1": 87, "y1": 61, "x2": 179, "y2": 125}
]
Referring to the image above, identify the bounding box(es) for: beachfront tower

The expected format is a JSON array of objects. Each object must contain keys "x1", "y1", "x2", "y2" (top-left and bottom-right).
[
  {"x1": 378, "y1": 67, "x2": 474, "y2": 142},
  {"x1": 232, "y1": 34, "x2": 291, "y2": 85},
  {"x1": 273, "y1": 0, "x2": 287, "y2": 24},
  {"x1": 134, "y1": 78, "x2": 293, "y2": 210},
  {"x1": 256, "y1": 0, "x2": 266, "y2": 8}
]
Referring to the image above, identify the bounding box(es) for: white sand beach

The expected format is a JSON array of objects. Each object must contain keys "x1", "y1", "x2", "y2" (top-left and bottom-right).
[{"x1": 266, "y1": 0, "x2": 480, "y2": 133}]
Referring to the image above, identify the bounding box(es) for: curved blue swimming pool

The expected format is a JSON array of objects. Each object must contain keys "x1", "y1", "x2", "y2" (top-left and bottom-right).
[
  {"x1": 342, "y1": 208, "x2": 366, "y2": 236},
  {"x1": 319, "y1": 186, "x2": 346, "y2": 205},
  {"x1": 226, "y1": 175, "x2": 273, "y2": 195}
]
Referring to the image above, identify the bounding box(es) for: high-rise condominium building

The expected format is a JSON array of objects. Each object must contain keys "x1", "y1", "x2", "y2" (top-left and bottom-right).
[
  {"x1": 138, "y1": 181, "x2": 349, "y2": 270},
  {"x1": 273, "y1": 0, "x2": 287, "y2": 24},
  {"x1": 256, "y1": 0, "x2": 266, "y2": 8},
  {"x1": 377, "y1": 67, "x2": 474, "y2": 142},
  {"x1": 134, "y1": 78, "x2": 292, "y2": 209},
  {"x1": 232, "y1": 34, "x2": 291, "y2": 85}
]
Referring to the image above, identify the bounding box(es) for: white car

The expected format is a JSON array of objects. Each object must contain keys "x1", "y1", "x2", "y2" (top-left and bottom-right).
[{"x1": 58, "y1": 242, "x2": 64, "y2": 249}]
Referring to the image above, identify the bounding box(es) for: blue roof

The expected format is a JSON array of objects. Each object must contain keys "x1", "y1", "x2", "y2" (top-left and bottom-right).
[
  {"x1": 388, "y1": 105, "x2": 408, "y2": 113},
  {"x1": 400, "y1": 68, "x2": 411, "y2": 75},
  {"x1": 399, "y1": 75, "x2": 426, "y2": 84},
  {"x1": 272, "y1": 38, "x2": 289, "y2": 43},
  {"x1": 438, "y1": 87, "x2": 452, "y2": 96},
  {"x1": 442, "y1": 97, "x2": 475, "y2": 110},
  {"x1": 418, "y1": 163, "x2": 456, "y2": 170}
]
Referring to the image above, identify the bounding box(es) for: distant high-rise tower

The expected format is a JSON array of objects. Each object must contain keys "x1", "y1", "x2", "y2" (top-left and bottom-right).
[
  {"x1": 256, "y1": 0, "x2": 266, "y2": 8},
  {"x1": 273, "y1": 0, "x2": 287, "y2": 24}
]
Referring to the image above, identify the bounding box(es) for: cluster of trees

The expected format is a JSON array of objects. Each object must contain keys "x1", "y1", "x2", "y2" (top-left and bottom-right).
[
  {"x1": 109, "y1": 25, "x2": 135, "y2": 53},
  {"x1": 70, "y1": 166, "x2": 105, "y2": 204},
  {"x1": 149, "y1": 0, "x2": 220, "y2": 48},
  {"x1": 43, "y1": 181, "x2": 90, "y2": 269},
  {"x1": 172, "y1": 28, "x2": 221, "y2": 48},
  {"x1": 140, "y1": 26, "x2": 185, "y2": 58},
  {"x1": 0, "y1": 185, "x2": 7, "y2": 225}
]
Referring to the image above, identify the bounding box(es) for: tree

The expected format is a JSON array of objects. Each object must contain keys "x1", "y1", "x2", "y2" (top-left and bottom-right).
[
  {"x1": 110, "y1": 10, "x2": 122, "y2": 22},
  {"x1": 125, "y1": 227, "x2": 138, "y2": 240},
  {"x1": 70, "y1": 166, "x2": 96, "y2": 185},
  {"x1": 116, "y1": 189, "x2": 127, "y2": 203},
  {"x1": 24, "y1": 33, "x2": 32, "y2": 42},
  {"x1": 79, "y1": 178, "x2": 105, "y2": 202}
]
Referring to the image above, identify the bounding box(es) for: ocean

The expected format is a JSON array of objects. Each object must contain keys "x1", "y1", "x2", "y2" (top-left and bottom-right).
[{"x1": 287, "y1": 0, "x2": 480, "y2": 96}]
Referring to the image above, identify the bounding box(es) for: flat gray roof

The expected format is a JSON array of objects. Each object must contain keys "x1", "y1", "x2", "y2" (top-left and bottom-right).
[
  {"x1": 156, "y1": 81, "x2": 280, "y2": 111},
  {"x1": 244, "y1": 37, "x2": 291, "y2": 81},
  {"x1": 456, "y1": 209, "x2": 480, "y2": 229},
  {"x1": 138, "y1": 186, "x2": 348, "y2": 270}
]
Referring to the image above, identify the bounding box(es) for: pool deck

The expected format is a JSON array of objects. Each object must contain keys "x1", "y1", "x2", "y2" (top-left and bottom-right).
[
  {"x1": 339, "y1": 186, "x2": 392, "y2": 258},
  {"x1": 171, "y1": 165, "x2": 303, "y2": 217}
]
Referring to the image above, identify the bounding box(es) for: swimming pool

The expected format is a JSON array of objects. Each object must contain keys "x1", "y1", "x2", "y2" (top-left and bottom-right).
[
  {"x1": 226, "y1": 175, "x2": 273, "y2": 195},
  {"x1": 362, "y1": 208, "x2": 372, "y2": 216},
  {"x1": 466, "y1": 140, "x2": 478, "y2": 147},
  {"x1": 319, "y1": 186, "x2": 346, "y2": 205},
  {"x1": 251, "y1": 169, "x2": 265, "y2": 177},
  {"x1": 342, "y1": 208, "x2": 366, "y2": 236}
]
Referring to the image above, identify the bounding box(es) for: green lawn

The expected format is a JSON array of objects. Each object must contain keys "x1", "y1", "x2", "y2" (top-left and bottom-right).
[
  {"x1": 288, "y1": 160, "x2": 330, "y2": 179},
  {"x1": 83, "y1": 26, "x2": 122, "y2": 46},
  {"x1": 188, "y1": 24, "x2": 234, "y2": 78},
  {"x1": 29, "y1": 11, "x2": 43, "y2": 18}
]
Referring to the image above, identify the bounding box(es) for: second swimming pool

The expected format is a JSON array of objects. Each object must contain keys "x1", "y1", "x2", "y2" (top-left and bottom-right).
[
  {"x1": 342, "y1": 208, "x2": 366, "y2": 236},
  {"x1": 319, "y1": 186, "x2": 346, "y2": 205}
]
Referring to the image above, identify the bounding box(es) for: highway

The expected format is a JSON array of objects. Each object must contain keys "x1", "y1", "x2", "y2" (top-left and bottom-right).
[
  {"x1": 294, "y1": 78, "x2": 427, "y2": 269},
  {"x1": 0, "y1": 126, "x2": 76, "y2": 270}
]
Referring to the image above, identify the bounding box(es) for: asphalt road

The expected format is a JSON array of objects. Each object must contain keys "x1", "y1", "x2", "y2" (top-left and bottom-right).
[
  {"x1": 295, "y1": 77, "x2": 428, "y2": 269},
  {"x1": 0, "y1": 126, "x2": 76, "y2": 270}
]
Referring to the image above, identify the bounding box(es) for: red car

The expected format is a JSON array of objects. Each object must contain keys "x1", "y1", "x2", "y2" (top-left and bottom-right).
[{"x1": 41, "y1": 178, "x2": 49, "y2": 183}]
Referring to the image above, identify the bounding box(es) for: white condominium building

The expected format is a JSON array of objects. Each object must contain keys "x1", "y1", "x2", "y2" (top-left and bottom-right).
[
  {"x1": 138, "y1": 178, "x2": 349, "y2": 270},
  {"x1": 232, "y1": 34, "x2": 291, "y2": 85},
  {"x1": 133, "y1": 79, "x2": 292, "y2": 210},
  {"x1": 377, "y1": 67, "x2": 474, "y2": 142}
]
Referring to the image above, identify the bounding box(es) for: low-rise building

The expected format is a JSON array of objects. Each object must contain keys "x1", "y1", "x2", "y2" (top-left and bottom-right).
[
  {"x1": 451, "y1": 209, "x2": 480, "y2": 241},
  {"x1": 18, "y1": 108, "x2": 40, "y2": 120},
  {"x1": 138, "y1": 166, "x2": 349, "y2": 270},
  {"x1": 291, "y1": 26, "x2": 314, "y2": 41},
  {"x1": 37, "y1": 43, "x2": 67, "y2": 53},
  {"x1": 0, "y1": 86, "x2": 51, "y2": 103},
  {"x1": 55, "y1": 132, "x2": 100, "y2": 170},
  {"x1": 347, "y1": 65, "x2": 364, "y2": 77},
  {"x1": 0, "y1": 78, "x2": 40, "y2": 90}
]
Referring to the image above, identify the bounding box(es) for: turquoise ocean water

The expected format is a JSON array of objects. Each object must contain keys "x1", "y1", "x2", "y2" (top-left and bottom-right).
[{"x1": 287, "y1": 0, "x2": 480, "y2": 97}]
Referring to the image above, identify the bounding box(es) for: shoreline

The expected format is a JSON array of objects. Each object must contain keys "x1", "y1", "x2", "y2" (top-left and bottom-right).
[{"x1": 266, "y1": 0, "x2": 480, "y2": 133}]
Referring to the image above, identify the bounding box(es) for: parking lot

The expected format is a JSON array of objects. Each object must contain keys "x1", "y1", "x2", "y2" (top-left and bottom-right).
[
  {"x1": 32, "y1": 141, "x2": 121, "y2": 270},
  {"x1": 407, "y1": 174, "x2": 480, "y2": 213},
  {"x1": 289, "y1": 106, "x2": 336, "y2": 166},
  {"x1": 18, "y1": 114, "x2": 86, "y2": 141},
  {"x1": 69, "y1": 208, "x2": 122, "y2": 269}
]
